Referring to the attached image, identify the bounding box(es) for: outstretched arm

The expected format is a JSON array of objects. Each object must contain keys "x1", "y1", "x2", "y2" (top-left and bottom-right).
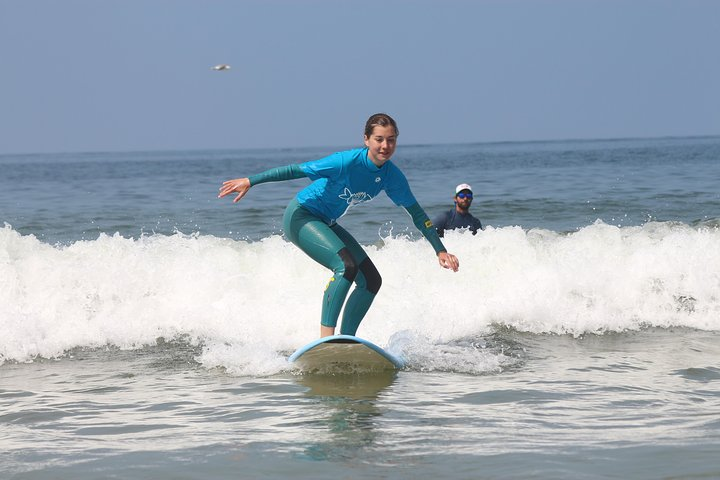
[
  {"x1": 218, "y1": 164, "x2": 307, "y2": 203},
  {"x1": 218, "y1": 177, "x2": 251, "y2": 203},
  {"x1": 404, "y1": 203, "x2": 460, "y2": 272}
]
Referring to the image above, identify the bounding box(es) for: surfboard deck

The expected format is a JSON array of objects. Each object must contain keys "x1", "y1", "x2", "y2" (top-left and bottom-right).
[{"x1": 289, "y1": 335, "x2": 404, "y2": 373}]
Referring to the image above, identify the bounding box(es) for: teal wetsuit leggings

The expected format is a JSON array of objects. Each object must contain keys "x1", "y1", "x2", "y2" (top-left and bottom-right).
[{"x1": 283, "y1": 198, "x2": 381, "y2": 335}]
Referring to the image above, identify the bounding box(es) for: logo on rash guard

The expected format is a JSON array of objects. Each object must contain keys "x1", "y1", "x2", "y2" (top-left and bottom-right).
[{"x1": 339, "y1": 188, "x2": 373, "y2": 207}]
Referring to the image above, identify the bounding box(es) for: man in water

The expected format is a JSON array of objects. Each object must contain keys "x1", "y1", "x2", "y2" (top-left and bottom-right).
[{"x1": 433, "y1": 183, "x2": 483, "y2": 237}]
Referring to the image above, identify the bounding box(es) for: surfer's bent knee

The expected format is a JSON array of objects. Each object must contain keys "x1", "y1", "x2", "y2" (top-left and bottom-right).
[
  {"x1": 337, "y1": 247, "x2": 358, "y2": 282},
  {"x1": 359, "y1": 257, "x2": 382, "y2": 294}
]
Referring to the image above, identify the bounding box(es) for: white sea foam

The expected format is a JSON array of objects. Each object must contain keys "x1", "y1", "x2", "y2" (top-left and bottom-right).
[{"x1": 2, "y1": 222, "x2": 719, "y2": 373}]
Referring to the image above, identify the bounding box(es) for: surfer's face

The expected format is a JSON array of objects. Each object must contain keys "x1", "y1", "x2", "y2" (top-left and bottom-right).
[{"x1": 364, "y1": 125, "x2": 397, "y2": 166}]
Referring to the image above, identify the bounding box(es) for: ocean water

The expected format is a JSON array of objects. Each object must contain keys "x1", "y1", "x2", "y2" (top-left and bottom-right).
[{"x1": 1, "y1": 136, "x2": 720, "y2": 479}]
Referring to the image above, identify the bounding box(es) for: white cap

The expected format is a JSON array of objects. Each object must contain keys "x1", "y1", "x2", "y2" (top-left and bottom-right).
[{"x1": 455, "y1": 183, "x2": 473, "y2": 194}]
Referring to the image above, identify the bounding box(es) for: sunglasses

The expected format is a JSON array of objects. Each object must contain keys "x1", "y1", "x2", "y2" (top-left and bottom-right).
[{"x1": 456, "y1": 192, "x2": 473, "y2": 199}]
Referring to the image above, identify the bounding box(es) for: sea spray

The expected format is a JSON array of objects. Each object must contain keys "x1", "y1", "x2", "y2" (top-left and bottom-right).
[{"x1": 2, "y1": 222, "x2": 719, "y2": 372}]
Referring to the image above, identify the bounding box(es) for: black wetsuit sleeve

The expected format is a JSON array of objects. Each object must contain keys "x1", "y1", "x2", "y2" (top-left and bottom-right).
[
  {"x1": 404, "y1": 202, "x2": 447, "y2": 255},
  {"x1": 248, "y1": 164, "x2": 307, "y2": 186}
]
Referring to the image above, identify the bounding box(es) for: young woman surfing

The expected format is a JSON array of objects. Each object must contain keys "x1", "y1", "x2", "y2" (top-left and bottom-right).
[{"x1": 219, "y1": 113, "x2": 459, "y2": 338}]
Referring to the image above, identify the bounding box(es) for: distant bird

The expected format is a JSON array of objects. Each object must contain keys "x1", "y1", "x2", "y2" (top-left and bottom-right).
[{"x1": 211, "y1": 64, "x2": 231, "y2": 71}]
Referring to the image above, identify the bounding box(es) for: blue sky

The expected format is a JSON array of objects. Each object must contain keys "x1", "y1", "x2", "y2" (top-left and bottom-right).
[{"x1": 1, "y1": 0, "x2": 718, "y2": 154}]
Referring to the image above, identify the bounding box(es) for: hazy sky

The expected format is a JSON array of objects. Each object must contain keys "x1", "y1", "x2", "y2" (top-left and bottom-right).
[{"x1": 1, "y1": 0, "x2": 718, "y2": 154}]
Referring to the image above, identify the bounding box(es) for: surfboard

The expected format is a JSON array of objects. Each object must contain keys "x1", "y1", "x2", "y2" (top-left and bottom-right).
[{"x1": 288, "y1": 335, "x2": 404, "y2": 373}]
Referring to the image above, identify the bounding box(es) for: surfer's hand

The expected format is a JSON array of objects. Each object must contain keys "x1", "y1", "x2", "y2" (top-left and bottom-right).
[
  {"x1": 218, "y1": 178, "x2": 251, "y2": 203},
  {"x1": 438, "y1": 252, "x2": 459, "y2": 272}
]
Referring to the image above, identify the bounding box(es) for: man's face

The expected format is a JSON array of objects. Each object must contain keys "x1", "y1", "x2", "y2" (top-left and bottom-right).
[{"x1": 455, "y1": 190, "x2": 473, "y2": 210}]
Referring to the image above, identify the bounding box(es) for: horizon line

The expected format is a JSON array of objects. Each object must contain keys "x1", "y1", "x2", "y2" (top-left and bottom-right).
[{"x1": 2, "y1": 133, "x2": 719, "y2": 157}]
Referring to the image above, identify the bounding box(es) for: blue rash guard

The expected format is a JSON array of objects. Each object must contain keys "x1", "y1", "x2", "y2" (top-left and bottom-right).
[{"x1": 296, "y1": 147, "x2": 417, "y2": 224}]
